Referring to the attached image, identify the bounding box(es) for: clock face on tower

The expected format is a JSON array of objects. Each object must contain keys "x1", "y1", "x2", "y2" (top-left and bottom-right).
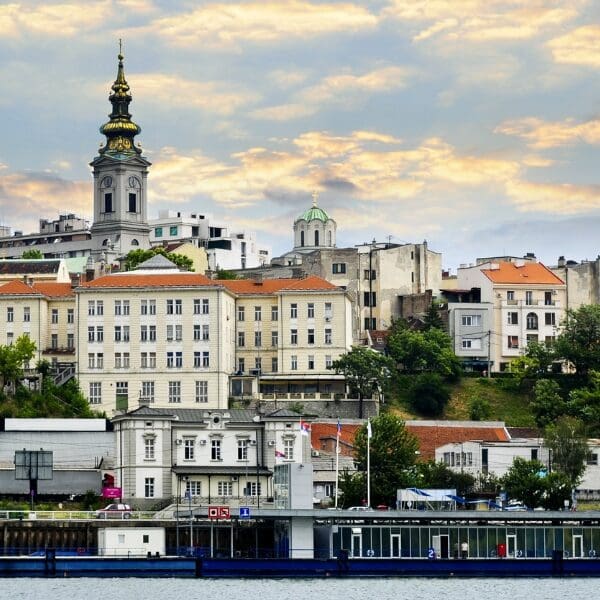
[
  {"x1": 128, "y1": 176, "x2": 141, "y2": 189},
  {"x1": 100, "y1": 176, "x2": 113, "y2": 188}
]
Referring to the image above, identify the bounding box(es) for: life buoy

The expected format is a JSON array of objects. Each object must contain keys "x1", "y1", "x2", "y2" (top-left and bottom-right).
[{"x1": 76, "y1": 547, "x2": 86, "y2": 556}]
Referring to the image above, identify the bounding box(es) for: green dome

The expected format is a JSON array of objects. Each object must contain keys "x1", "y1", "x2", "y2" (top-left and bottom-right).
[{"x1": 296, "y1": 205, "x2": 330, "y2": 223}]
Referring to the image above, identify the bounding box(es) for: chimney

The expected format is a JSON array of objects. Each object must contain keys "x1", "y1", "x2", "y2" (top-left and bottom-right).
[
  {"x1": 558, "y1": 256, "x2": 566, "y2": 267},
  {"x1": 251, "y1": 272, "x2": 263, "y2": 285}
]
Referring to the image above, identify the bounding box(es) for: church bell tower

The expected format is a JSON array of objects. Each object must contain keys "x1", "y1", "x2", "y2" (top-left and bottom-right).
[{"x1": 90, "y1": 47, "x2": 151, "y2": 257}]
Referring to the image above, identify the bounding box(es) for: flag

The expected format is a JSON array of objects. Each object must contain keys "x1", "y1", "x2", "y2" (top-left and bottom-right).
[
  {"x1": 367, "y1": 420, "x2": 372, "y2": 439},
  {"x1": 336, "y1": 419, "x2": 341, "y2": 438},
  {"x1": 300, "y1": 420, "x2": 311, "y2": 436},
  {"x1": 275, "y1": 449, "x2": 285, "y2": 458}
]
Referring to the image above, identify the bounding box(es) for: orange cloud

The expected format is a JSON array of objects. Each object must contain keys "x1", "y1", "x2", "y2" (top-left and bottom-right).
[
  {"x1": 495, "y1": 116, "x2": 600, "y2": 148},
  {"x1": 547, "y1": 25, "x2": 600, "y2": 67},
  {"x1": 149, "y1": 1, "x2": 378, "y2": 48},
  {"x1": 506, "y1": 180, "x2": 600, "y2": 213}
]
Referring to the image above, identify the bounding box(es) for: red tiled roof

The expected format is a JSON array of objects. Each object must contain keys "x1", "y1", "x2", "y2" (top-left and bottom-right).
[
  {"x1": 406, "y1": 424, "x2": 509, "y2": 460},
  {"x1": 311, "y1": 421, "x2": 510, "y2": 461},
  {"x1": 481, "y1": 261, "x2": 564, "y2": 285},
  {"x1": 0, "y1": 280, "x2": 42, "y2": 296},
  {"x1": 216, "y1": 275, "x2": 338, "y2": 295},
  {"x1": 80, "y1": 273, "x2": 213, "y2": 289},
  {"x1": 311, "y1": 422, "x2": 361, "y2": 455},
  {"x1": 33, "y1": 282, "x2": 74, "y2": 298}
]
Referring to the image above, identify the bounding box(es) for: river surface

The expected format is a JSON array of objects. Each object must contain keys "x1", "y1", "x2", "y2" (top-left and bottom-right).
[{"x1": 2, "y1": 577, "x2": 597, "y2": 600}]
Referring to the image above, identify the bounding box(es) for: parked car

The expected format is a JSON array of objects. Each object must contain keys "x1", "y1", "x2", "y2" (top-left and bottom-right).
[{"x1": 95, "y1": 503, "x2": 132, "y2": 519}]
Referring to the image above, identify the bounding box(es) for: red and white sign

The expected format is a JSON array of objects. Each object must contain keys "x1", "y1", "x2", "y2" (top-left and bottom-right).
[
  {"x1": 208, "y1": 505, "x2": 230, "y2": 520},
  {"x1": 101, "y1": 487, "x2": 122, "y2": 499}
]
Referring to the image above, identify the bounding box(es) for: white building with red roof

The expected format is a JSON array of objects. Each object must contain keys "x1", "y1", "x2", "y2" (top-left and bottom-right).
[{"x1": 449, "y1": 259, "x2": 566, "y2": 372}]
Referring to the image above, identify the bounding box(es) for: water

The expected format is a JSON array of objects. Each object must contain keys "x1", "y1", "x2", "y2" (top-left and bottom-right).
[{"x1": 2, "y1": 578, "x2": 597, "y2": 600}]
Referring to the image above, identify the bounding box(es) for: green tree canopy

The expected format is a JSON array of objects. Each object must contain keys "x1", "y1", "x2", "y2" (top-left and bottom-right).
[
  {"x1": 352, "y1": 413, "x2": 419, "y2": 507},
  {"x1": 330, "y1": 346, "x2": 393, "y2": 418},
  {"x1": 215, "y1": 269, "x2": 238, "y2": 280},
  {"x1": 386, "y1": 318, "x2": 461, "y2": 379},
  {"x1": 544, "y1": 416, "x2": 588, "y2": 487},
  {"x1": 0, "y1": 335, "x2": 36, "y2": 390},
  {"x1": 530, "y1": 379, "x2": 567, "y2": 428},
  {"x1": 21, "y1": 249, "x2": 44, "y2": 259},
  {"x1": 501, "y1": 457, "x2": 547, "y2": 509},
  {"x1": 408, "y1": 373, "x2": 451, "y2": 417},
  {"x1": 510, "y1": 341, "x2": 557, "y2": 380},
  {"x1": 422, "y1": 302, "x2": 444, "y2": 331},
  {"x1": 123, "y1": 247, "x2": 194, "y2": 272},
  {"x1": 416, "y1": 460, "x2": 475, "y2": 496},
  {"x1": 554, "y1": 304, "x2": 600, "y2": 377}
]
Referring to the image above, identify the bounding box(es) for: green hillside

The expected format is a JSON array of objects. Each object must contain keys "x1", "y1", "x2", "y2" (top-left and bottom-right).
[{"x1": 389, "y1": 376, "x2": 536, "y2": 427}]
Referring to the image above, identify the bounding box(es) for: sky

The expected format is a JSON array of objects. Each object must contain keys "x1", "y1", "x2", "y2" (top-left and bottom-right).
[{"x1": 0, "y1": 0, "x2": 598, "y2": 271}]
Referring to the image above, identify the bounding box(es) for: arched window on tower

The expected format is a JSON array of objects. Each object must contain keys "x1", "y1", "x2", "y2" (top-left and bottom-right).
[
  {"x1": 300, "y1": 230, "x2": 304, "y2": 247},
  {"x1": 327, "y1": 230, "x2": 332, "y2": 246},
  {"x1": 131, "y1": 239, "x2": 139, "y2": 246},
  {"x1": 314, "y1": 229, "x2": 319, "y2": 246}
]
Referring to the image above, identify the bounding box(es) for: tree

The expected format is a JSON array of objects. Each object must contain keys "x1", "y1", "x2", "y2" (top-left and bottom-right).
[
  {"x1": 337, "y1": 469, "x2": 366, "y2": 508},
  {"x1": 330, "y1": 346, "x2": 393, "y2": 418},
  {"x1": 566, "y1": 371, "x2": 600, "y2": 435},
  {"x1": 408, "y1": 373, "x2": 450, "y2": 417},
  {"x1": 510, "y1": 341, "x2": 557, "y2": 379},
  {"x1": 416, "y1": 460, "x2": 475, "y2": 496},
  {"x1": 501, "y1": 457, "x2": 547, "y2": 509},
  {"x1": 422, "y1": 302, "x2": 444, "y2": 331},
  {"x1": 215, "y1": 269, "x2": 238, "y2": 280},
  {"x1": 386, "y1": 318, "x2": 461, "y2": 379},
  {"x1": 469, "y1": 397, "x2": 491, "y2": 421},
  {"x1": 554, "y1": 304, "x2": 600, "y2": 377},
  {"x1": 21, "y1": 249, "x2": 43, "y2": 259},
  {"x1": 545, "y1": 416, "x2": 588, "y2": 487},
  {"x1": 123, "y1": 247, "x2": 194, "y2": 272},
  {"x1": 530, "y1": 379, "x2": 567, "y2": 428},
  {"x1": 0, "y1": 335, "x2": 36, "y2": 391},
  {"x1": 352, "y1": 413, "x2": 419, "y2": 507}
]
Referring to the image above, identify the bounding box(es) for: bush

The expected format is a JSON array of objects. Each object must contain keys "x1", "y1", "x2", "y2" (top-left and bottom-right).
[
  {"x1": 408, "y1": 374, "x2": 450, "y2": 417},
  {"x1": 469, "y1": 397, "x2": 491, "y2": 421}
]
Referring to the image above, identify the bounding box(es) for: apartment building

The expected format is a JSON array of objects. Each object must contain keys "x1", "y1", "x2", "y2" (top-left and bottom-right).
[
  {"x1": 76, "y1": 258, "x2": 237, "y2": 413},
  {"x1": 112, "y1": 406, "x2": 309, "y2": 507},
  {"x1": 0, "y1": 280, "x2": 75, "y2": 370},
  {"x1": 451, "y1": 261, "x2": 566, "y2": 372},
  {"x1": 223, "y1": 276, "x2": 352, "y2": 402}
]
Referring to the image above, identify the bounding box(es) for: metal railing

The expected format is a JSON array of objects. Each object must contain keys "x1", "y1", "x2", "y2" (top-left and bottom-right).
[{"x1": 0, "y1": 510, "x2": 156, "y2": 521}]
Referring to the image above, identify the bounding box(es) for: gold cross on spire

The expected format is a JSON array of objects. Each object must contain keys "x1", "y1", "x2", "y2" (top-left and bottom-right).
[{"x1": 312, "y1": 190, "x2": 318, "y2": 207}]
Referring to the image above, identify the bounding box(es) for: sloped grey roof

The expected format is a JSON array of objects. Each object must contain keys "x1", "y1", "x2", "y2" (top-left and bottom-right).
[
  {"x1": 137, "y1": 254, "x2": 179, "y2": 270},
  {"x1": 0, "y1": 259, "x2": 61, "y2": 275},
  {"x1": 266, "y1": 409, "x2": 303, "y2": 418}
]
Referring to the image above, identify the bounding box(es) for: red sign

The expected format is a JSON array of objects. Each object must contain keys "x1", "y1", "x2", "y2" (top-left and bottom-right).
[
  {"x1": 208, "y1": 505, "x2": 230, "y2": 520},
  {"x1": 102, "y1": 487, "x2": 122, "y2": 499}
]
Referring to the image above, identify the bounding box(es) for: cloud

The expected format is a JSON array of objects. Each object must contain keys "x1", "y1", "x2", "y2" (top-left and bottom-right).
[
  {"x1": 251, "y1": 65, "x2": 411, "y2": 121},
  {"x1": 506, "y1": 180, "x2": 600, "y2": 213},
  {"x1": 495, "y1": 116, "x2": 600, "y2": 148},
  {"x1": 384, "y1": 0, "x2": 580, "y2": 43},
  {"x1": 0, "y1": 2, "x2": 113, "y2": 37},
  {"x1": 0, "y1": 167, "x2": 90, "y2": 232},
  {"x1": 131, "y1": 74, "x2": 259, "y2": 115},
  {"x1": 149, "y1": 1, "x2": 378, "y2": 48},
  {"x1": 547, "y1": 25, "x2": 600, "y2": 67}
]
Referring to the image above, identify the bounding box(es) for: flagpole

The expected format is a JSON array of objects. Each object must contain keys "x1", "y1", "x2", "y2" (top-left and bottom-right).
[
  {"x1": 366, "y1": 419, "x2": 371, "y2": 508},
  {"x1": 335, "y1": 421, "x2": 340, "y2": 509}
]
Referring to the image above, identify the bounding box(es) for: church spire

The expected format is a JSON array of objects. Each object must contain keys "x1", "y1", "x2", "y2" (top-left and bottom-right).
[{"x1": 99, "y1": 42, "x2": 142, "y2": 157}]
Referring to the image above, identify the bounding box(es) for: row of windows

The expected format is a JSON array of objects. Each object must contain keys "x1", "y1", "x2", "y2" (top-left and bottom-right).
[
  {"x1": 236, "y1": 328, "x2": 333, "y2": 348},
  {"x1": 237, "y1": 302, "x2": 333, "y2": 322},
  {"x1": 506, "y1": 312, "x2": 556, "y2": 328},
  {"x1": 87, "y1": 324, "x2": 212, "y2": 343},
  {"x1": 87, "y1": 298, "x2": 210, "y2": 316},
  {"x1": 507, "y1": 335, "x2": 555, "y2": 349},
  {"x1": 236, "y1": 354, "x2": 333, "y2": 373},
  {"x1": 179, "y1": 480, "x2": 262, "y2": 499},
  {"x1": 154, "y1": 225, "x2": 179, "y2": 238},
  {"x1": 103, "y1": 192, "x2": 138, "y2": 214},
  {"x1": 6, "y1": 307, "x2": 74, "y2": 324},
  {"x1": 506, "y1": 290, "x2": 557, "y2": 305},
  {"x1": 89, "y1": 380, "x2": 209, "y2": 404},
  {"x1": 88, "y1": 351, "x2": 211, "y2": 369}
]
